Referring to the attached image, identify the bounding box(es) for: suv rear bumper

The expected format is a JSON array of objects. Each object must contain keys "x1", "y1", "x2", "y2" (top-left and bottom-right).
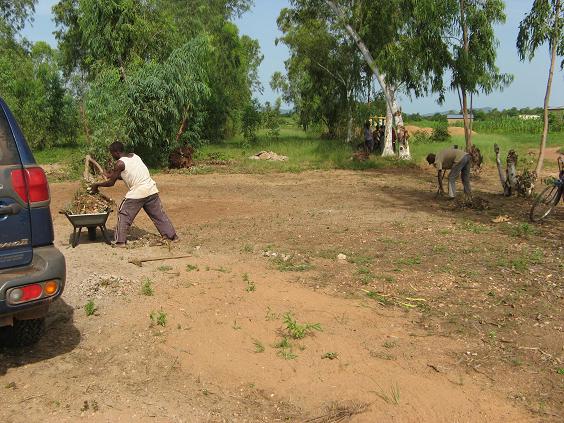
[{"x1": 0, "y1": 245, "x2": 66, "y2": 327}]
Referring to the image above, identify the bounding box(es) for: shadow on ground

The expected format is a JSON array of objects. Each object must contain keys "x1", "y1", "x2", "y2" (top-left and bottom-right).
[{"x1": 0, "y1": 299, "x2": 80, "y2": 376}]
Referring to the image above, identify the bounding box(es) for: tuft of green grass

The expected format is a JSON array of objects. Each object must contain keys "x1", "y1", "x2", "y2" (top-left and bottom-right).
[
  {"x1": 150, "y1": 309, "x2": 167, "y2": 327},
  {"x1": 157, "y1": 265, "x2": 173, "y2": 272},
  {"x1": 141, "y1": 278, "x2": 154, "y2": 296},
  {"x1": 461, "y1": 220, "x2": 490, "y2": 234},
  {"x1": 243, "y1": 273, "x2": 256, "y2": 292},
  {"x1": 347, "y1": 254, "x2": 373, "y2": 266},
  {"x1": 505, "y1": 222, "x2": 539, "y2": 238},
  {"x1": 356, "y1": 267, "x2": 375, "y2": 285},
  {"x1": 283, "y1": 312, "x2": 322, "y2": 339},
  {"x1": 186, "y1": 264, "x2": 199, "y2": 272},
  {"x1": 274, "y1": 337, "x2": 297, "y2": 360},
  {"x1": 395, "y1": 256, "x2": 422, "y2": 266},
  {"x1": 253, "y1": 339, "x2": 265, "y2": 353},
  {"x1": 241, "y1": 244, "x2": 254, "y2": 253},
  {"x1": 84, "y1": 299, "x2": 97, "y2": 316},
  {"x1": 557, "y1": 368, "x2": 564, "y2": 375},
  {"x1": 272, "y1": 256, "x2": 313, "y2": 272},
  {"x1": 366, "y1": 291, "x2": 393, "y2": 306}
]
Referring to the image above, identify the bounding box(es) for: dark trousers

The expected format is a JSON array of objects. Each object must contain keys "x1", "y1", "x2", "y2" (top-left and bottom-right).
[{"x1": 115, "y1": 194, "x2": 176, "y2": 244}]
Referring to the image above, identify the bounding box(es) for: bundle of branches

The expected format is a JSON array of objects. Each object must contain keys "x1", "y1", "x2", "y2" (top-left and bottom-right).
[
  {"x1": 60, "y1": 156, "x2": 114, "y2": 215},
  {"x1": 61, "y1": 182, "x2": 114, "y2": 215}
]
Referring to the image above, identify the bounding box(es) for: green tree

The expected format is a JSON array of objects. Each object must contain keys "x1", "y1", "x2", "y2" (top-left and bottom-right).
[
  {"x1": 517, "y1": 0, "x2": 563, "y2": 177},
  {"x1": 0, "y1": 0, "x2": 36, "y2": 35},
  {"x1": 448, "y1": 0, "x2": 512, "y2": 149},
  {"x1": 241, "y1": 98, "x2": 262, "y2": 145},
  {"x1": 275, "y1": 7, "x2": 364, "y2": 142},
  {"x1": 86, "y1": 37, "x2": 211, "y2": 166}
]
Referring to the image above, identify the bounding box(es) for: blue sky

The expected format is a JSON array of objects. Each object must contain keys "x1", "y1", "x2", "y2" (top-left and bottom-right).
[{"x1": 23, "y1": 0, "x2": 564, "y2": 114}]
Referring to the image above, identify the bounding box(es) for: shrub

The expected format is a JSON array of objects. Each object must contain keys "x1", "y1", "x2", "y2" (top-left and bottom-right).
[{"x1": 431, "y1": 124, "x2": 450, "y2": 142}]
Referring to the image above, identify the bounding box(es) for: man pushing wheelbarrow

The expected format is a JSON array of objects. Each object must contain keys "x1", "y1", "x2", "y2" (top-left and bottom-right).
[{"x1": 90, "y1": 141, "x2": 179, "y2": 248}]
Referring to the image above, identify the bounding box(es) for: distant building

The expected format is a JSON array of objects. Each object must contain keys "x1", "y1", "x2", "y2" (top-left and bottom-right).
[
  {"x1": 548, "y1": 106, "x2": 564, "y2": 117},
  {"x1": 447, "y1": 114, "x2": 473, "y2": 125},
  {"x1": 518, "y1": 114, "x2": 540, "y2": 120}
]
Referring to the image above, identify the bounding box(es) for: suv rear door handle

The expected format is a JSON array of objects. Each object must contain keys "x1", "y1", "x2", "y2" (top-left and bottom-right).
[{"x1": 0, "y1": 203, "x2": 22, "y2": 216}]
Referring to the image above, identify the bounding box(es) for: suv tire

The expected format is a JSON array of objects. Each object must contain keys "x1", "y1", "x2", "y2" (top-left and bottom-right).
[{"x1": 0, "y1": 318, "x2": 45, "y2": 347}]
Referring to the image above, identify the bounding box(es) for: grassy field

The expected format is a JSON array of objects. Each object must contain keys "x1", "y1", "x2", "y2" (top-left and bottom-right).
[{"x1": 34, "y1": 120, "x2": 564, "y2": 175}]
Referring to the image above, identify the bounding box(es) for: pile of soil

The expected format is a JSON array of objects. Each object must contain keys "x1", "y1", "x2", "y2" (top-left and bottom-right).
[
  {"x1": 61, "y1": 184, "x2": 114, "y2": 215},
  {"x1": 169, "y1": 146, "x2": 194, "y2": 169},
  {"x1": 405, "y1": 125, "x2": 476, "y2": 136},
  {"x1": 79, "y1": 273, "x2": 138, "y2": 299},
  {"x1": 249, "y1": 151, "x2": 288, "y2": 161},
  {"x1": 451, "y1": 195, "x2": 490, "y2": 211}
]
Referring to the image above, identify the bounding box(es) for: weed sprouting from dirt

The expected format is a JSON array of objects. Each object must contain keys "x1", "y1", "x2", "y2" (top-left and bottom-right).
[
  {"x1": 274, "y1": 337, "x2": 297, "y2": 360},
  {"x1": 272, "y1": 256, "x2": 313, "y2": 272},
  {"x1": 366, "y1": 291, "x2": 393, "y2": 306},
  {"x1": 84, "y1": 299, "x2": 97, "y2": 316},
  {"x1": 321, "y1": 352, "x2": 338, "y2": 360},
  {"x1": 461, "y1": 220, "x2": 490, "y2": 234},
  {"x1": 241, "y1": 244, "x2": 254, "y2": 253},
  {"x1": 305, "y1": 401, "x2": 369, "y2": 423},
  {"x1": 157, "y1": 265, "x2": 173, "y2": 272},
  {"x1": 504, "y1": 222, "x2": 539, "y2": 238},
  {"x1": 150, "y1": 310, "x2": 167, "y2": 327},
  {"x1": 283, "y1": 312, "x2": 322, "y2": 339},
  {"x1": 396, "y1": 256, "x2": 422, "y2": 266},
  {"x1": 373, "y1": 383, "x2": 401, "y2": 405},
  {"x1": 253, "y1": 339, "x2": 265, "y2": 353},
  {"x1": 232, "y1": 320, "x2": 242, "y2": 330},
  {"x1": 186, "y1": 264, "x2": 199, "y2": 272},
  {"x1": 243, "y1": 273, "x2": 256, "y2": 292},
  {"x1": 347, "y1": 254, "x2": 373, "y2": 266},
  {"x1": 141, "y1": 278, "x2": 154, "y2": 296},
  {"x1": 265, "y1": 306, "x2": 279, "y2": 321},
  {"x1": 356, "y1": 267, "x2": 375, "y2": 285}
]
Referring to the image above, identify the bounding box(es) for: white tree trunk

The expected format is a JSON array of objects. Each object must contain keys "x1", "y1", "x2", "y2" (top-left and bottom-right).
[
  {"x1": 382, "y1": 103, "x2": 394, "y2": 157},
  {"x1": 324, "y1": 0, "x2": 406, "y2": 151},
  {"x1": 536, "y1": 0, "x2": 560, "y2": 177}
]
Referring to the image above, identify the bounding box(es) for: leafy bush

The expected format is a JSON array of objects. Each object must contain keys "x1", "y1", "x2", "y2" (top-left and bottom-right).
[
  {"x1": 241, "y1": 99, "x2": 262, "y2": 145},
  {"x1": 86, "y1": 37, "x2": 211, "y2": 167},
  {"x1": 431, "y1": 124, "x2": 450, "y2": 142}
]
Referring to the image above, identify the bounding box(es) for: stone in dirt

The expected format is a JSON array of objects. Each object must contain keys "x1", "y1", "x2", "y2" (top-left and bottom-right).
[
  {"x1": 249, "y1": 151, "x2": 288, "y2": 161},
  {"x1": 337, "y1": 254, "x2": 347, "y2": 261}
]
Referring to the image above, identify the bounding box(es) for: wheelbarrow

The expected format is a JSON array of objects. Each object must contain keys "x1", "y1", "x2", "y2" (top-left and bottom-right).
[{"x1": 62, "y1": 211, "x2": 113, "y2": 248}]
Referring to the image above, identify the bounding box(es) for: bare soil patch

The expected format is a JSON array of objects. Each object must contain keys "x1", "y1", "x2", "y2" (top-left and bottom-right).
[{"x1": 1, "y1": 167, "x2": 562, "y2": 422}]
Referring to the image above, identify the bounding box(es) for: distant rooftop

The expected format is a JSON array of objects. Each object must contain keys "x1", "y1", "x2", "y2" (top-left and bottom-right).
[{"x1": 548, "y1": 106, "x2": 564, "y2": 111}]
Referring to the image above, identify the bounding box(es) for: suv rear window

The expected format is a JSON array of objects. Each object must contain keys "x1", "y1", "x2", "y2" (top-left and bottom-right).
[{"x1": 0, "y1": 110, "x2": 20, "y2": 165}]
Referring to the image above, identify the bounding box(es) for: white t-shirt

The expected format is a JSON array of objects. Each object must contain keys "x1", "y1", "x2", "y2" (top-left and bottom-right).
[{"x1": 119, "y1": 154, "x2": 159, "y2": 199}]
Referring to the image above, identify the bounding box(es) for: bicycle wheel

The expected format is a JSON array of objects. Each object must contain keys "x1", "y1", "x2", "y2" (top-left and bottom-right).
[{"x1": 530, "y1": 185, "x2": 562, "y2": 222}]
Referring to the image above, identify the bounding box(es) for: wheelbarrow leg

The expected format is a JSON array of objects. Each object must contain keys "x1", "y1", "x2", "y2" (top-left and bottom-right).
[
  {"x1": 100, "y1": 225, "x2": 111, "y2": 245},
  {"x1": 71, "y1": 227, "x2": 78, "y2": 248},
  {"x1": 75, "y1": 226, "x2": 83, "y2": 247}
]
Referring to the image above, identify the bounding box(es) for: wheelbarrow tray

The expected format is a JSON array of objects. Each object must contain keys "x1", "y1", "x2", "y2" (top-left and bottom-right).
[
  {"x1": 62, "y1": 211, "x2": 113, "y2": 247},
  {"x1": 64, "y1": 212, "x2": 111, "y2": 227}
]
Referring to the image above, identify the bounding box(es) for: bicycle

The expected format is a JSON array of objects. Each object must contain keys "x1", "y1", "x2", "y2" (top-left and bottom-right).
[{"x1": 530, "y1": 156, "x2": 564, "y2": 222}]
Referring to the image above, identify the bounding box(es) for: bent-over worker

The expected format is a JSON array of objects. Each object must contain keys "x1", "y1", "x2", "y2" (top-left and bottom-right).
[
  {"x1": 426, "y1": 147, "x2": 472, "y2": 199},
  {"x1": 90, "y1": 141, "x2": 178, "y2": 247}
]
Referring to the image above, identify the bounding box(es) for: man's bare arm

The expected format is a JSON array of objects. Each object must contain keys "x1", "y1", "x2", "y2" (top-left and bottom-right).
[
  {"x1": 437, "y1": 170, "x2": 445, "y2": 194},
  {"x1": 91, "y1": 161, "x2": 125, "y2": 193}
]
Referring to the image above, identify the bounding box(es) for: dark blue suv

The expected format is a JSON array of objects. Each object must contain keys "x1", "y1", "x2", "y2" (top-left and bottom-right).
[{"x1": 0, "y1": 98, "x2": 66, "y2": 347}]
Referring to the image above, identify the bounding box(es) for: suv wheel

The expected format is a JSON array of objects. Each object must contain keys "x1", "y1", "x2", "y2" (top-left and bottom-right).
[{"x1": 0, "y1": 318, "x2": 45, "y2": 347}]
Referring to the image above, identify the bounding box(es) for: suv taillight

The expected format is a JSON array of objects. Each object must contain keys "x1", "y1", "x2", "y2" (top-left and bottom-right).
[{"x1": 11, "y1": 167, "x2": 49, "y2": 204}]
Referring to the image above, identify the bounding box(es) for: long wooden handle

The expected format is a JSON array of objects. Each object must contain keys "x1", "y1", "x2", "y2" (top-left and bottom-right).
[{"x1": 131, "y1": 255, "x2": 192, "y2": 264}]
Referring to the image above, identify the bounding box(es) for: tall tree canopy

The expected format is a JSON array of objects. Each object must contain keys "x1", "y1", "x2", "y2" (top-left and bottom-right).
[{"x1": 517, "y1": 0, "x2": 562, "y2": 176}]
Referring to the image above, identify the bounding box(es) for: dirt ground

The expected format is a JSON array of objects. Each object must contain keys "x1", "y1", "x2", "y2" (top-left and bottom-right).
[{"x1": 1, "y1": 165, "x2": 562, "y2": 422}]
